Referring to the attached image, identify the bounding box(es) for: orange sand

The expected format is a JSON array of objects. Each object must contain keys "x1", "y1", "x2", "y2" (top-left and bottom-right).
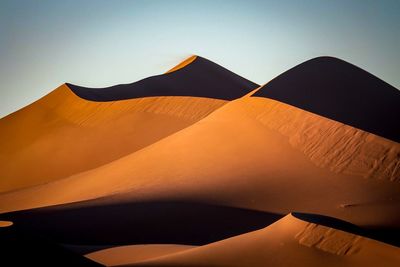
[
  {"x1": 124, "y1": 214, "x2": 400, "y2": 267},
  {"x1": 86, "y1": 244, "x2": 195, "y2": 266},
  {"x1": 166, "y1": 56, "x2": 197, "y2": 73},
  {"x1": 0, "y1": 83, "x2": 225, "y2": 193},
  {"x1": 0, "y1": 220, "x2": 13, "y2": 227}
]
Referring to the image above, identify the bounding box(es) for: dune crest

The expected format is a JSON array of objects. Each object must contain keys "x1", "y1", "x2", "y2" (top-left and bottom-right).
[
  {"x1": 166, "y1": 55, "x2": 197, "y2": 73},
  {"x1": 121, "y1": 214, "x2": 400, "y2": 267},
  {"x1": 86, "y1": 244, "x2": 195, "y2": 266},
  {"x1": 242, "y1": 96, "x2": 400, "y2": 182},
  {"x1": 253, "y1": 56, "x2": 400, "y2": 142}
]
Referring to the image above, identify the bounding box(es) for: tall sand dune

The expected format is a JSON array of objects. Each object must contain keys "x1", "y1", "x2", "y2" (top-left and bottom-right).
[
  {"x1": 253, "y1": 56, "x2": 400, "y2": 142},
  {"x1": 0, "y1": 56, "x2": 258, "y2": 192}
]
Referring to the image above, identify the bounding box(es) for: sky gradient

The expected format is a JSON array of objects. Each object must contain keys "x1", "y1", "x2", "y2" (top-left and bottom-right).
[{"x1": 1, "y1": 0, "x2": 399, "y2": 118}]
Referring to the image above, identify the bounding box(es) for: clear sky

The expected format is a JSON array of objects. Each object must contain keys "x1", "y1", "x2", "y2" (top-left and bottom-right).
[{"x1": 1, "y1": 0, "x2": 399, "y2": 118}]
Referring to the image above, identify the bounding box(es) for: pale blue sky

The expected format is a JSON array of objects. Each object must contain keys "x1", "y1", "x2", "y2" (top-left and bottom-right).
[{"x1": 1, "y1": 0, "x2": 399, "y2": 118}]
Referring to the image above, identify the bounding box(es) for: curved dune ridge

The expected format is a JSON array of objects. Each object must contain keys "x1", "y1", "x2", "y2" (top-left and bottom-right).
[
  {"x1": 253, "y1": 56, "x2": 400, "y2": 142},
  {"x1": 0, "y1": 56, "x2": 258, "y2": 193},
  {"x1": 114, "y1": 214, "x2": 400, "y2": 267},
  {"x1": 85, "y1": 244, "x2": 196, "y2": 266},
  {"x1": 0, "y1": 56, "x2": 399, "y2": 266},
  {"x1": 67, "y1": 55, "x2": 258, "y2": 101}
]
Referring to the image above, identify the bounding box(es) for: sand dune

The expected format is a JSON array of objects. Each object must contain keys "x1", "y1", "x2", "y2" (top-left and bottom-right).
[
  {"x1": 123, "y1": 214, "x2": 400, "y2": 267},
  {"x1": 0, "y1": 56, "x2": 258, "y2": 193}
]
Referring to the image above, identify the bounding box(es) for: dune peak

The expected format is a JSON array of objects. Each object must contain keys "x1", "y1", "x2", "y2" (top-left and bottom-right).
[
  {"x1": 66, "y1": 56, "x2": 258, "y2": 102},
  {"x1": 252, "y1": 56, "x2": 400, "y2": 142}
]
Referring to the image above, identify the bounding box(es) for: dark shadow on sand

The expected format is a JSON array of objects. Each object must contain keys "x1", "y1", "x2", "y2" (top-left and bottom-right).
[
  {"x1": 253, "y1": 57, "x2": 400, "y2": 142},
  {"x1": 0, "y1": 200, "x2": 282, "y2": 250},
  {"x1": 292, "y1": 212, "x2": 400, "y2": 247},
  {"x1": 0, "y1": 225, "x2": 103, "y2": 266},
  {"x1": 67, "y1": 56, "x2": 259, "y2": 101}
]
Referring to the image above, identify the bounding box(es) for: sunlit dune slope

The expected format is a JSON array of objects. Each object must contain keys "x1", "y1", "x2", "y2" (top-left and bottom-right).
[
  {"x1": 0, "y1": 56, "x2": 258, "y2": 193},
  {"x1": 125, "y1": 214, "x2": 400, "y2": 267},
  {"x1": 86, "y1": 244, "x2": 195, "y2": 266}
]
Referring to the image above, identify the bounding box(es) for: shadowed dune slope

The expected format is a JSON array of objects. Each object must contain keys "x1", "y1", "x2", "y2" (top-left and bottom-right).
[
  {"x1": 126, "y1": 214, "x2": 400, "y2": 267},
  {"x1": 0, "y1": 225, "x2": 103, "y2": 267},
  {"x1": 0, "y1": 199, "x2": 282, "y2": 247},
  {"x1": 0, "y1": 56, "x2": 258, "y2": 193},
  {"x1": 67, "y1": 56, "x2": 258, "y2": 101},
  {"x1": 253, "y1": 56, "x2": 400, "y2": 142}
]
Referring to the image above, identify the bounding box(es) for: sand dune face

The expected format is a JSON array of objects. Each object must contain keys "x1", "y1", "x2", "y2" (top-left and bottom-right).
[
  {"x1": 0, "y1": 56, "x2": 258, "y2": 193},
  {"x1": 124, "y1": 214, "x2": 400, "y2": 267},
  {"x1": 242, "y1": 97, "x2": 400, "y2": 182}
]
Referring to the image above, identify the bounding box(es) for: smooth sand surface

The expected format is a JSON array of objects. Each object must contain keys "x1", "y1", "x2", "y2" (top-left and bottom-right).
[
  {"x1": 0, "y1": 84, "x2": 225, "y2": 192},
  {"x1": 124, "y1": 214, "x2": 400, "y2": 267},
  {"x1": 86, "y1": 244, "x2": 195, "y2": 266},
  {"x1": 1, "y1": 95, "x2": 398, "y2": 233}
]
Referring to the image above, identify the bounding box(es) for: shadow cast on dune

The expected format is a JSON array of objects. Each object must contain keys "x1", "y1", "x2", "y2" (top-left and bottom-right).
[
  {"x1": 292, "y1": 212, "x2": 400, "y2": 247},
  {"x1": 67, "y1": 56, "x2": 258, "y2": 101},
  {"x1": 0, "y1": 225, "x2": 102, "y2": 266},
  {"x1": 0, "y1": 200, "x2": 282, "y2": 250},
  {"x1": 253, "y1": 57, "x2": 400, "y2": 142}
]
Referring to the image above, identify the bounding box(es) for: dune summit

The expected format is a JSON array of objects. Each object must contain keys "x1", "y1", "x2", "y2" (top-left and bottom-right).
[
  {"x1": 67, "y1": 56, "x2": 258, "y2": 101},
  {"x1": 253, "y1": 56, "x2": 400, "y2": 142}
]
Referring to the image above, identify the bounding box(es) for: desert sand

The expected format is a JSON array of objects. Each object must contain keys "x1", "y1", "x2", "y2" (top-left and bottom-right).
[
  {"x1": 0, "y1": 56, "x2": 398, "y2": 267},
  {"x1": 119, "y1": 214, "x2": 400, "y2": 267},
  {"x1": 86, "y1": 244, "x2": 195, "y2": 266},
  {"x1": 0, "y1": 56, "x2": 257, "y2": 193}
]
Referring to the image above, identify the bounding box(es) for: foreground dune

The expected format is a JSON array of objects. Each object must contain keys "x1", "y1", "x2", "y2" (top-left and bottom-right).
[
  {"x1": 0, "y1": 56, "x2": 257, "y2": 192},
  {"x1": 86, "y1": 244, "x2": 195, "y2": 266},
  {"x1": 122, "y1": 214, "x2": 400, "y2": 267}
]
